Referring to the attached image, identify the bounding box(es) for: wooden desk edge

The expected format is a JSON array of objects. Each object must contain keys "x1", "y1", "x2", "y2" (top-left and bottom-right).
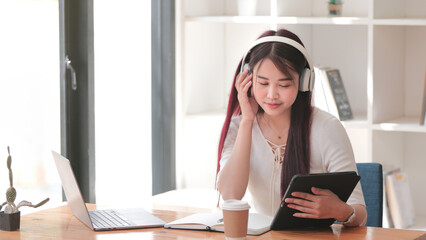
[{"x1": 1, "y1": 203, "x2": 425, "y2": 240}]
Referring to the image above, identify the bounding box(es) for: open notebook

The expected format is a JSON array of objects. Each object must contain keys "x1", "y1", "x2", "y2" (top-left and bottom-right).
[{"x1": 164, "y1": 212, "x2": 273, "y2": 235}]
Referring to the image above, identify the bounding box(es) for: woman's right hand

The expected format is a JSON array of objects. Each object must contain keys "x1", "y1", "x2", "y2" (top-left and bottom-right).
[{"x1": 235, "y1": 70, "x2": 258, "y2": 121}]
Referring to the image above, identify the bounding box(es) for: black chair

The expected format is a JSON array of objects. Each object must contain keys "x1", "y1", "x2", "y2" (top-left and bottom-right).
[{"x1": 356, "y1": 163, "x2": 383, "y2": 227}]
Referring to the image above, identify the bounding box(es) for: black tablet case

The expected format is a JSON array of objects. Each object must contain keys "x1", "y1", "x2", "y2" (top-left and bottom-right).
[{"x1": 270, "y1": 171, "x2": 360, "y2": 230}]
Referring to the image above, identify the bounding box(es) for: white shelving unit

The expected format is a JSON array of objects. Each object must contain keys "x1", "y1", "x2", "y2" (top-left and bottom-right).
[{"x1": 176, "y1": 0, "x2": 426, "y2": 229}]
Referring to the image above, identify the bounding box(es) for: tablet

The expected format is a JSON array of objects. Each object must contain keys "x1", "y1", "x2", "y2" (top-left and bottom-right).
[{"x1": 270, "y1": 171, "x2": 360, "y2": 230}]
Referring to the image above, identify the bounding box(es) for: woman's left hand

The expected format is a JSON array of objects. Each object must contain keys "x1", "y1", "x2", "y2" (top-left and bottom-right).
[{"x1": 284, "y1": 187, "x2": 352, "y2": 221}]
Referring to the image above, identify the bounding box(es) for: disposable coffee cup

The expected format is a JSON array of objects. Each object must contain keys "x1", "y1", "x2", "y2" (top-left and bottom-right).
[{"x1": 221, "y1": 199, "x2": 250, "y2": 240}]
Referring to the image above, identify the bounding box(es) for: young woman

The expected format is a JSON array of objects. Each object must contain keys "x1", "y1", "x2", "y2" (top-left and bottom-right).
[{"x1": 216, "y1": 29, "x2": 367, "y2": 227}]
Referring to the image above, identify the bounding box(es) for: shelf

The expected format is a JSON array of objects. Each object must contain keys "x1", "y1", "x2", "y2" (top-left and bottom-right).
[
  {"x1": 276, "y1": 17, "x2": 369, "y2": 25},
  {"x1": 384, "y1": 215, "x2": 426, "y2": 231},
  {"x1": 185, "y1": 111, "x2": 370, "y2": 130},
  {"x1": 341, "y1": 115, "x2": 369, "y2": 129},
  {"x1": 407, "y1": 215, "x2": 426, "y2": 231},
  {"x1": 185, "y1": 16, "x2": 370, "y2": 25},
  {"x1": 373, "y1": 117, "x2": 426, "y2": 133},
  {"x1": 185, "y1": 16, "x2": 274, "y2": 24},
  {"x1": 373, "y1": 18, "x2": 426, "y2": 26},
  {"x1": 179, "y1": 0, "x2": 426, "y2": 222},
  {"x1": 186, "y1": 16, "x2": 426, "y2": 27}
]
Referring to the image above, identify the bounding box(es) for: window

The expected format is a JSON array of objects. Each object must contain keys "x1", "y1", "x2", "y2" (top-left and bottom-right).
[
  {"x1": 94, "y1": 0, "x2": 152, "y2": 206},
  {"x1": 0, "y1": 0, "x2": 61, "y2": 212}
]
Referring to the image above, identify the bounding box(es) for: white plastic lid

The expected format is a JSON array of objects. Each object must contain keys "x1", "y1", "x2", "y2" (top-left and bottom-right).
[{"x1": 221, "y1": 199, "x2": 250, "y2": 211}]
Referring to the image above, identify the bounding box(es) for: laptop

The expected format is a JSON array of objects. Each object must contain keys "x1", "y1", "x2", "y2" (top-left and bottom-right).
[{"x1": 52, "y1": 151, "x2": 166, "y2": 231}]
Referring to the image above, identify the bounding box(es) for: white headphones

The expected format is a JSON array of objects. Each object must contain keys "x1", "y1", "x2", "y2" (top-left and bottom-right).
[{"x1": 240, "y1": 36, "x2": 314, "y2": 92}]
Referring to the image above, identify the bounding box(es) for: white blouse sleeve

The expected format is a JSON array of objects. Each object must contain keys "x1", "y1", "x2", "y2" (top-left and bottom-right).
[
  {"x1": 311, "y1": 110, "x2": 365, "y2": 206},
  {"x1": 216, "y1": 116, "x2": 242, "y2": 186}
]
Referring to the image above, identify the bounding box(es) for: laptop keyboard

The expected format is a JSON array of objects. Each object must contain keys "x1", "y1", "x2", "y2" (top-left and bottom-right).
[{"x1": 89, "y1": 210, "x2": 132, "y2": 229}]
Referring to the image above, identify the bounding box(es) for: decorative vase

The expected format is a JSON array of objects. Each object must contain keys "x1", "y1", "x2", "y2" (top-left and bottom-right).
[
  {"x1": 328, "y1": 4, "x2": 342, "y2": 16},
  {"x1": 0, "y1": 211, "x2": 20, "y2": 231}
]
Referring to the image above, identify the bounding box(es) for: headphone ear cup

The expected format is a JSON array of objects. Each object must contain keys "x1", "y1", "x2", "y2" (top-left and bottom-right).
[
  {"x1": 242, "y1": 63, "x2": 250, "y2": 72},
  {"x1": 299, "y1": 68, "x2": 311, "y2": 92}
]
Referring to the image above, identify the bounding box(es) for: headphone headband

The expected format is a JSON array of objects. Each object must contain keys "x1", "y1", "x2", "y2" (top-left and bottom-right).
[{"x1": 240, "y1": 36, "x2": 314, "y2": 92}]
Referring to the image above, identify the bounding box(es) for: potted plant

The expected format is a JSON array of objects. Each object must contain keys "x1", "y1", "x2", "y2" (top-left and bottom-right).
[
  {"x1": 328, "y1": 0, "x2": 342, "y2": 16},
  {"x1": 0, "y1": 147, "x2": 49, "y2": 231}
]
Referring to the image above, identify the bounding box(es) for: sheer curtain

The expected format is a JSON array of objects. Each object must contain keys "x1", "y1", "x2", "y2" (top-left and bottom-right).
[{"x1": 94, "y1": 0, "x2": 152, "y2": 207}]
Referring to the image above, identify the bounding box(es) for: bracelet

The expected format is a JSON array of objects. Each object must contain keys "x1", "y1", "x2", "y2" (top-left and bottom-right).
[{"x1": 341, "y1": 205, "x2": 356, "y2": 225}]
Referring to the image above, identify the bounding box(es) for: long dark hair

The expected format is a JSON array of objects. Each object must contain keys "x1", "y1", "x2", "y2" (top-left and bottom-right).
[{"x1": 217, "y1": 29, "x2": 313, "y2": 198}]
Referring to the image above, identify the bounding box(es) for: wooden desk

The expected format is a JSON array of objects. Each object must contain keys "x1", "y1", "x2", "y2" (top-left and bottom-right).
[{"x1": 1, "y1": 204, "x2": 426, "y2": 240}]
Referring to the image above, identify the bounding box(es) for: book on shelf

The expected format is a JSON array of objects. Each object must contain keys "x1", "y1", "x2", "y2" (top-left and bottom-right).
[
  {"x1": 164, "y1": 212, "x2": 273, "y2": 235},
  {"x1": 313, "y1": 66, "x2": 353, "y2": 121},
  {"x1": 382, "y1": 169, "x2": 399, "y2": 228},
  {"x1": 313, "y1": 67, "x2": 329, "y2": 114},
  {"x1": 385, "y1": 169, "x2": 416, "y2": 229},
  {"x1": 420, "y1": 67, "x2": 426, "y2": 125}
]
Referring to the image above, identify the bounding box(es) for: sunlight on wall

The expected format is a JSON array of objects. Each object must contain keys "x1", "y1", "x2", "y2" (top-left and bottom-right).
[
  {"x1": 0, "y1": 0, "x2": 61, "y2": 214},
  {"x1": 94, "y1": 0, "x2": 152, "y2": 207}
]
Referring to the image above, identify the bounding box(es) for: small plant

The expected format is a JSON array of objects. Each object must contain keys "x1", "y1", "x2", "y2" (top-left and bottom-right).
[
  {"x1": 328, "y1": 0, "x2": 343, "y2": 16},
  {"x1": 0, "y1": 146, "x2": 49, "y2": 214},
  {"x1": 328, "y1": 0, "x2": 342, "y2": 5}
]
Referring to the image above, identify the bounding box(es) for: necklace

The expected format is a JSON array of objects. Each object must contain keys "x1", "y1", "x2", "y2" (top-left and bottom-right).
[{"x1": 262, "y1": 114, "x2": 286, "y2": 140}]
